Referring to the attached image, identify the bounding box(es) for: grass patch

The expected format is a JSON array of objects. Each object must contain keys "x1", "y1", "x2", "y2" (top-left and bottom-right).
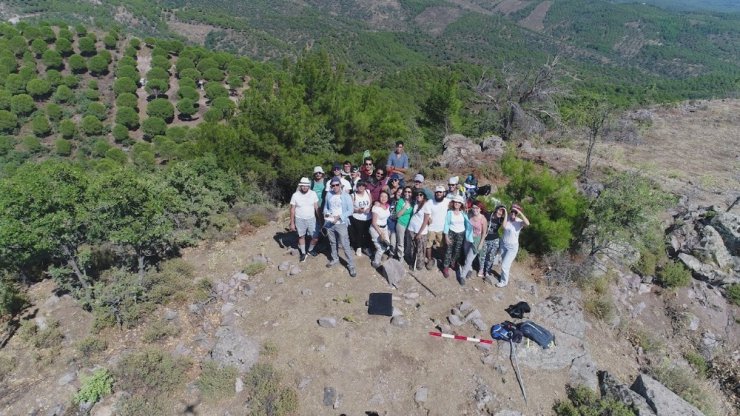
[
  {"x1": 193, "y1": 278, "x2": 213, "y2": 302},
  {"x1": 142, "y1": 319, "x2": 179, "y2": 343},
  {"x1": 657, "y1": 261, "x2": 691, "y2": 289},
  {"x1": 243, "y1": 262, "x2": 267, "y2": 277},
  {"x1": 115, "y1": 348, "x2": 189, "y2": 394},
  {"x1": 629, "y1": 328, "x2": 664, "y2": 354},
  {"x1": 116, "y1": 396, "x2": 167, "y2": 416},
  {"x1": 244, "y1": 363, "x2": 298, "y2": 416},
  {"x1": 18, "y1": 319, "x2": 64, "y2": 349},
  {"x1": 76, "y1": 336, "x2": 108, "y2": 357},
  {"x1": 725, "y1": 283, "x2": 740, "y2": 306},
  {"x1": 683, "y1": 350, "x2": 708, "y2": 379},
  {"x1": 74, "y1": 368, "x2": 114, "y2": 405},
  {"x1": 197, "y1": 361, "x2": 238, "y2": 401},
  {"x1": 261, "y1": 341, "x2": 278, "y2": 359},
  {"x1": 553, "y1": 384, "x2": 635, "y2": 416},
  {"x1": 246, "y1": 212, "x2": 269, "y2": 227},
  {"x1": 0, "y1": 354, "x2": 16, "y2": 382},
  {"x1": 584, "y1": 294, "x2": 614, "y2": 322},
  {"x1": 650, "y1": 364, "x2": 719, "y2": 416}
]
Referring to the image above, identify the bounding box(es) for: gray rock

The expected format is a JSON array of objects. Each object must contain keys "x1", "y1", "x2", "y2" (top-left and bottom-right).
[
  {"x1": 318, "y1": 317, "x2": 337, "y2": 328},
  {"x1": 476, "y1": 342, "x2": 492, "y2": 352},
  {"x1": 403, "y1": 292, "x2": 419, "y2": 299},
  {"x1": 275, "y1": 277, "x2": 285, "y2": 284},
  {"x1": 163, "y1": 308, "x2": 178, "y2": 321},
  {"x1": 474, "y1": 382, "x2": 494, "y2": 411},
  {"x1": 173, "y1": 343, "x2": 192, "y2": 357},
  {"x1": 57, "y1": 371, "x2": 76, "y2": 386},
  {"x1": 278, "y1": 261, "x2": 291, "y2": 271},
  {"x1": 494, "y1": 411, "x2": 523, "y2": 416},
  {"x1": 323, "y1": 386, "x2": 336, "y2": 407},
  {"x1": 448, "y1": 314, "x2": 464, "y2": 327},
  {"x1": 189, "y1": 303, "x2": 203, "y2": 314},
  {"x1": 391, "y1": 307, "x2": 403, "y2": 317},
  {"x1": 679, "y1": 253, "x2": 733, "y2": 284},
  {"x1": 464, "y1": 309, "x2": 482, "y2": 322},
  {"x1": 251, "y1": 254, "x2": 268, "y2": 264},
  {"x1": 382, "y1": 258, "x2": 406, "y2": 287},
  {"x1": 414, "y1": 386, "x2": 428, "y2": 404},
  {"x1": 481, "y1": 135, "x2": 505, "y2": 158},
  {"x1": 698, "y1": 225, "x2": 733, "y2": 269},
  {"x1": 712, "y1": 211, "x2": 739, "y2": 255},
  {"x1": 630, "y1": 373, "x2": 703, "y2": 416},
  {"x1": 598, "y1": 371, "x2": 656, "y2": 416},
  {"x1": 288, "y1": 266, "x2": 302, "y2": 276},
  {"x1": 221, "y1": 302, "x2": 235, "y2": 316},
  {"x1": 568, "y1": 354, "x2": 597, "y2": 391},
  {"x1": 458, "y1": 301, "x2": 474, "y2": 313},
  {"x1": 631, "y1": 302, "x2": 647, "y2": 318},
  {"x1": 244, "y1": 283, "x2": 255, "y2": 297},
  {"x1": 441, "y1": 134, "x2": 485, "y2": 169},
  {"x1": 301, "y1": 288, "x2": 312, "y2": 296},
  {"x1": 390, "y1": 316, "x2": 408, "y2": 328},
  {"x1": 210, "y1": 326, "x2": 260, "y2": 373},
  {"x1": 298, "y1": 377, "x2": 311, "y2": 390},
  {"x1": 35, "y1": 316, "x2": 48, "y2": 331},
  {"x1": 235, "y1": 377, "x2": 244, "y2": 393},
  {"x1": 471, "y1": 318, "x2": 488, "y2": 332},
  {"x1": 700, "y1": 331, "x2": 722, "y2": 359}
]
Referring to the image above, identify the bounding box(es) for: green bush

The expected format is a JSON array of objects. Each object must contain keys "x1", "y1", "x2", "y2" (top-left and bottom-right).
[
  {"x1": 657, "y1": 261, "x2": 691, "y2": 289},
  {"x1": 115, "y1": 348, "x2": 189, "y2": 394},
  {"x1": 197, "y1": 361, "x2": 238, "y2": 401},
  {"x1": 116, "y1": 106, "x2": 139, "y2": 130},
  {"x1": 53, "y1": 85, "x2": 74, "y2": 103},
  {"x1": 31, "y1": 115, "x2": 51, "y2": 137},
  {"x1": 18, "y1": 319, "x2": 64, "y2": 349},
  {"x1": 0, "y1": 110, "x2": 18, "y2": 134},
  {"x1": 147, "y1": 98, "x2": 174, "y2": 122},
  {"x1": 86, "y1": 102, "x2": 108, "y2": 121},
  {"x1": 22, "y1": 136, "x2": 44, "y2": 154},
  {"x1": 498, "y1": 152, "x2": 587, "y2": 254},
  {"x1": 584, "y1": 294, "x2": 614, "y2": 322},
  {"x1": 76, "y1": 336, "x2": 108, "y2": 357},
  {"x1": 80, "y1": 115, "x2": 104, "y2": 136},
  {"x1": 116, "y1": 92, "x2": 138, "y2": 110},
  {"x1": 10, "y1": 94, "x2": 36, "y2": 116},
  {"x1": 684, "y1": 350, "x2": 708, "y2": 379},
  {"x1": 106, "y1": 147, "x2": 128, "y2": 164},
  {"x1": 725, "y1": 283, "x2": 740, "y2": 306},
  {"x1": 553, "y1": 385, "x2": 635, "y2": 416},
  {"x1": 73, "y1": 368, "x2": 114, "y2": 405},
  {"x1": 142, "y1": 319, "x2": 178, "y2": 343},
  {"x1": 142, "y1": 117, "x2": 167, "y2": 139},
  {"x1": 54, "y1": 138, "x2": 72, "y2": 156},
  {"x1": 113, "y1": 77, "x2": 137, "y2": 96},
  {"x1": 0, "y1": 277, "x2": 28, "y2": 318},
  {"x1": 245, "y1": 363, "x2": 298, "y2": 416},
  {"x1": 59, "y1": 119, "x2": 76, "y2": 139}
]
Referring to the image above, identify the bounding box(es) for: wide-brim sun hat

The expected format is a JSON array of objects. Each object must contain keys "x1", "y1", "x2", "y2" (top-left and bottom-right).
[
  {"x1": 313, "y1": 166, "x2": 325, "y2": 174},
  {"x1": 451, "y1": 195, "x2": 465, "y2": 204},
  {"x1": 298, "y1": 177, "x2": 310, "y2": 186}
]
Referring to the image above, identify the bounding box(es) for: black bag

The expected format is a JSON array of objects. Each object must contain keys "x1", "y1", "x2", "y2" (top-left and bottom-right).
[
  {"x1": 517, "y1": 321, "x2": 554, "y2": 349},
  {"x1": 367, "y1": 293, "x2": 393, "y2": 316},
  {"x1": 505, "y1": 301, "x2": 531, "y2": 319},
  {"x1": 490, "y1": 321, "x2": 522, "y2": 343}
]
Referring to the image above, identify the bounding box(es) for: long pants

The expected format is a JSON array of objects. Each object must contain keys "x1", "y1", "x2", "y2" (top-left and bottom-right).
[
  {"x1": 460, "y1": 238, "x2": 481, "y2": 278},
  {"x1": 407, "y1": 230, "x2": 426, "y2": 269},
  {"x1": 443, "y1": 231, "x2": 465, "y2": 268},
  {"x1": 387, "y1": 219, "x2": 397, "y2": 253},
  {"x1": 395, "y1": 222, "x2": 408, "y2": 259},
  {"x1": 349, "y1": 217, "x2": 372, "y2": 251},
  {"x1": 481, "y1": 238, "x2": 502, "y2": 275},
  {"x1": 327, "y1": 222, "x2": 355, "y2": 270},
  {"x1": 369, "y1": 226, "x2": 390, "y2": 265},
  {"x1": 500, "y1": 243, "x2": 518, "y2": 285}
]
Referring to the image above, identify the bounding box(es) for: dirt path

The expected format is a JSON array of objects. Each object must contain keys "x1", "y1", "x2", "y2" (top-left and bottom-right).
[{"x1": 132, "y1": 46, "x2": 152, "y2": 141}]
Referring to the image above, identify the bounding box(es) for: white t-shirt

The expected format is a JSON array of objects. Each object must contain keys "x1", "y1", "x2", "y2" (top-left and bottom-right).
[
  {"x1": 448, "y1": 211, "x2": 465, "y2": 233},
  {"x1": 372, "y1": 204, "x2": 391, "y2": 227},
  {"x1": 326, "y1": 192, "x2": 344, "y2": 223},
  {"x1": 407, "y1": 203, "x2": 431, "y2": 235},
  {"x1": 427, "y1": 199, "x2": 450, "y2": 232},
  {"x1": 290, "y1": 190, "x2": 319, "y2": 220},
  {"x1": 340, "y1": 177, "x2": 352, "y2": 194},
  {"x1": 352, "y1": 189, "x2": 372, "y2": 221},
  {"x1": 502, "y1": 218, "x2": 525, "y2": 246}
]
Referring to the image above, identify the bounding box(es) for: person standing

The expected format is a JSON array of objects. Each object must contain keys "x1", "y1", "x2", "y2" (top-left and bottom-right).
[
  {"x1": 289, "y1": 177, "x2": 320, "y2": 262},
  {"x1": 406, "y1": 191, "x2": 431, "y2": 270},
  {"x1": 341, "y1": 160, "x2": 353, "y2": 181},
  {"x1": 481, "y1": 205, "x2": 506, "y2": 279},
  {"x1": 311, "y1": 166, "x2": 327, "y2": 208},
  {"x1": 366, "y1": 168, "x2": 387, "y2": 202},
  {"x1": 459, "y1": 202, "x2": 488, "y2": 284},
  {"x1": 386, "y1": 140, "x2": 409, "y2": 186},
  {"x1": 442, "y1": 195, "x2": 470, "y2": 279},
  {"x1": 426, "y1": 185, "x2": 451, "y2": 270},
  {"x1": 497, "y1": 203, "x2": 530, "y2": 288},
  {"x1": 360, "y1": 157, "x2": 375, "y2": 181},
  {"x1": 370, "y1": 191, "x2": 392, "y2": 268},
  {"x1": 395, "y1": 186, "x2": 414, "y2": 260},
  {"x1": 350, "y1": 180, "x2": 373, "y2": 257},
  {"x1": 323, "y1": 177, "x2": 357, "y2": 277},
  {"x1": 412, "y1": 173, "x2": 433, "y2": 201}
]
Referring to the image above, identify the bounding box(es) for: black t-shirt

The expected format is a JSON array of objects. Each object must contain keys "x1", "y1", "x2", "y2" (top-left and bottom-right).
[{"x1": 485, "y1": 215, "x2": 504, "y2": 241}]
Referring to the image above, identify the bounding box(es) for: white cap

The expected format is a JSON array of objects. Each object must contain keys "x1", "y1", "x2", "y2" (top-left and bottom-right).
[
  {"x1": 451, "y1": 194, "x2": 465, "y2": 204},
  {"x1": 414, "y1": 173, "x2": 424, "y2": 182},
  {"x1": 313, "y1": 166, "x2": 324, "y2": 174},
  {"x1": 449, "y1": 176, "x2": 459, "y2": 185}
]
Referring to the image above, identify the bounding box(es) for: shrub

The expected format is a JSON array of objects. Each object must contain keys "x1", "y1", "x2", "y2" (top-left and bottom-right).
[
  {"x1": 112, "y1": 124, "x2": 131, "y2": 144},
  {"x1": 245, "y1": 363, "x2": 298, "y2": 416},
  {"x1": 197, "y1": 361, "x2": 237, "y2": 401},
  {"x1": 584, "y1": 294, "x2": 614, "y2": 322},
  {"x1": 684, "y1": 350, "x2": 708, "y2": 379},
  {"x1": 26, "y1": 78, "x2": 52, "y2": 99},
  {"x1": 55, "y1": 37, "x2": 73, "y2": 56},
  {"x1": 113, "y1": 77, "x2": 137, "y2": 96},
  {"x1": 115, "y1": 349, "x2": 189, "y2": 394},
  {"x1": 88, "y1": 55, "x2": 109, "y2": 76},
  {"x1": 76, "y1": 336, "x2": 108, "y2": 357},
  {"x1": 116, "y1": 107, "x2": 139, "y2": 130},
  {"x1": 78, "y1": 36, "x2": 96, "y2": 56},
  {"x1": 59, "y1": 119, "x2": 76, "y2": 139},
  {"x1": 21, "y1": 136, "x2": 44, "y2": 154},
  {"x1": 10, "y1": 94, "x2": 36, "y2": 116},
  {"x1": 46, "y1": 103, "x2": 63, "y2": 121},
  {"x1": 177, "y1": 98, "x2": 197, "y2": 119},
  {"x1": 498, "y1": 152, "x2": 587, "y2": 254},
  {"x1": 115, "y1": 65, "x2": 140, "y2": 81},
  {"x1": 143, "y1": 319, "x2": 179, "y2": 343},
  {"x1": 68, "y1": 54, "x2": 87, "y2": 73},
  {"x1": 203, "y1": 108, "x2": 223, "y2": 122},
  {"x1": 145, "y1": 78, "x2": 168, "y2": 98},
  {"x1": 0, "y1": 110, "x2": 18, "y2": 134},
  {"x1": 178, "y1": 85, "x2": 199, "y2": 100},
  {"x1": 54, "y1": 138, "x2": 72, "y2": 156},
  {"x1": 41, "y1": 49, "x2": 63, "y2": 70},
  {"x1": 725, "y1": 283, "x2": 740, "y2": 306},
  {"x1": 31, "y1": 115, "x2": 51, "y2": 137},
  {"x1": 18, "y1": 319, "x2": 64, "y2": 349},
  {"x1": 553, "y1": 385, "x2": 635, "y2": 416},
  {"x1": 80, "y1": 115, "x2": 104, "y2": 136},
  {"x1": 53, "y1": 85, "x2": 74, "y2": 103},
  {"x1": 147, "y1": 98, "x2": 174, "y2": 122},
  {"x1": 179, "y1": 68, "x2": 201, "y2": 81},
  {"x1": 244, "y1": 262, "x2": 267, "y2": 277},
  {"x1": 73, "y1": 368, "x2": 114, "y2": 405},
  {"x1": 106, "y1": 147, "x2": 128, "y2": 164},
  {"x1": 205, "y1": 83, "x2": 228, "y2": 100},
  {"x1": 142, "y1": 117, "x2": 167, "y2": 139},
  {"x1": 85, "y1": 88, "x2": 100, "y2": 101},
  {"x1": 0, "y1": 277, "x2": 28, "y2": 318},
  {"x1": 116, "y1": 92, "x2": 139, "y2": 110},
  {"x1": 657, "y1": 261, "x2": 691, "y2": 289}
]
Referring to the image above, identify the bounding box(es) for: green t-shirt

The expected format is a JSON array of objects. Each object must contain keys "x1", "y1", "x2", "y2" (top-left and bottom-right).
[{"x1": 395, "y1": 198, "x2": 413, "y2": 227}]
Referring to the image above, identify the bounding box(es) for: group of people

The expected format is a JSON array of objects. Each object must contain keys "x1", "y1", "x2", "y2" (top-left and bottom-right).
[{"x1": 289, "y1": 141, "x2": 529, "y2": 286}]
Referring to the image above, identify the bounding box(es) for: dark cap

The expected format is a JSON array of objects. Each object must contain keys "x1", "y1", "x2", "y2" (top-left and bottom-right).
[
  {"x1": 330, "y1": 177, "x2": 341, "y2": 185},
  {"x1": 356, "y1": 180, "x2": 366, "y2": 187}
]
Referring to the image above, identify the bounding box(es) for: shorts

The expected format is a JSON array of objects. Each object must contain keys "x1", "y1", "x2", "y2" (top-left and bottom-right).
[
  {"x1": 427, "y1": 231, "x2": 444, "y2": 249},
  {"x1": 295, "y1": 217, "x2": 317, "y2": 238}
]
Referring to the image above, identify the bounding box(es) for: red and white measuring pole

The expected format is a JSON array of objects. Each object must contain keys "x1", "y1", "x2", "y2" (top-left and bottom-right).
[{"x1": 429, "y1": 331, "x2": 494, "y2": 345}]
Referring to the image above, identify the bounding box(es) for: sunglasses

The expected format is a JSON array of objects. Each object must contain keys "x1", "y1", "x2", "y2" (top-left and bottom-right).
[
  {"x1": 365, "y1": 163, "x2": 373, "y2": 166},
  {"x1": 331, "y1": 184, "x2": 341, "y2": 187}
]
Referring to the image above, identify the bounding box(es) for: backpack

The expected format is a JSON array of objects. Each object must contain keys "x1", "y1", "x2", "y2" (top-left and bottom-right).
[
  {"x1": 517, "y1": 321, "x2": 554, "y2": 349},
  {"x1": 490, "y1": 321, "x2": 522, "y2": 343}
]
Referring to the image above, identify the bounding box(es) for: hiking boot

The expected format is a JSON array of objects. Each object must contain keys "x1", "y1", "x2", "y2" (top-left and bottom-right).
[
  {"x1": 356, "y1": 248, "x2": 363, "y2": 257},
  {"x1": 457, "y1": 275, "x2": 466, "y2": 286},
  {"x1": 326, "y1": 259, "x2": 339, "y2": 268},
  {"x1": 308, "y1": 249, "x2": 318, "y2": 257},
  {"x1": 477, "y1": 270, "x2": 484, "y2": 278},
  {"x1": 371, "y1": 261, "x2": 380, "y2": 268},
  {"x1": 466, "y1": 270, "x2": 475, "y2": 280},
  {"x1": 425, "y1": 259, "x2": 435, "y2": 271},
  {"x1": 299, "y1": 252, "x2": 307, "y2": 262},
  {"x1": 495, "y1": 280, "x2": 508, "y2": 288},
  {"x1": 442, "y1": 268, "x2": 450, "y2": 278},
  {"x1": 348, "y1": 268, "x2": 357, "y2": 278}
]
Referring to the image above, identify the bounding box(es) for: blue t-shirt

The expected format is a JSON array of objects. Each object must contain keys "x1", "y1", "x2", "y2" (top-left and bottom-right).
[{"x1": 387, "y1": 152, "x2": 409, "y2": 178}]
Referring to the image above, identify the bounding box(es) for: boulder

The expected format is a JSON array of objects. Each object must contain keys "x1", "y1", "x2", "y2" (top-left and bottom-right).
[
  {"x1": 630, "y1": 373, "x2": 704, "y2": 416},
  {"x1": 481, "y1": 135, "x2": 505, "y2": 158},
  {"x1": 679, "y1": 253, "x2": 734, "y2": 284},
  {"x1": 569, "y1": 354, "x2": 597, "y2": 391},
  {"x1": 598, "y1": 371, "x2": 656, "y2": 416},
  {"x1": 210, "y1": 326, "x2": 260, "y2": 373},
  {"x1": 711, "y1": 211, "x2": 739, "y2": 255},
  {"x1": 697, "y1": 225, "x2": 733, "y2": 269},
  {"x1": 382, "y1": 258, "x2": 406, "y2": 287},
  {"x1": 441, "y1": 134, "x2": 484, "y2": 169}
]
